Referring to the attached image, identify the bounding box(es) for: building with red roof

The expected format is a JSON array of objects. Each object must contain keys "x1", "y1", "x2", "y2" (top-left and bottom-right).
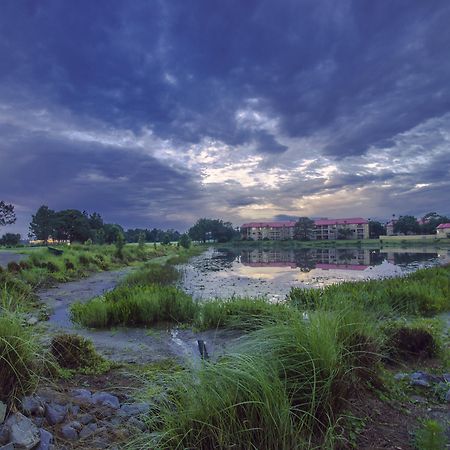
[
  {"x1": 436, "y1": 223, "x2": 450, "y2": 237},
  {"x1": 241, "y1": 218, "x2": 369, "y2": 241}
]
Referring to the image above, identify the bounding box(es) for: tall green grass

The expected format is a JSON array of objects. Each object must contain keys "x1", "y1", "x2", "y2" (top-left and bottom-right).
[
  {"x1": 288, "y1": 265, "x2": 450, "y2": 316},
  {"x1": 71, "y1": 284, "x2": 198, "y2": 328},
  {"x1": 0, "y1": 312, "x2": 39, "y2": 403},
  {"x1": 149, "y1": 307, "x2": 382, "y2": 449},
  {"x1": 197, "y1": 297, "x2": 299, "y2": 330}
]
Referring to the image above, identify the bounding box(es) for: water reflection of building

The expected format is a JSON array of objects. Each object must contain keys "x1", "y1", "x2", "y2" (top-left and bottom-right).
[{"x1": 240, "y1": 248, "x2": 372, "y2": 271}]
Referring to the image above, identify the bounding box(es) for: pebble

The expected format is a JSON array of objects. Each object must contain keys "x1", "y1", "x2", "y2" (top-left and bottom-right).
[
  {"x1": 71, "y1": 389, "x2": 92, "y2": 402},
  {"x1": 60, "y1": 425, "x2": 78, "y2": 441},
  {"x1": 0, "y1": 402, "x2": 6, "y2": 424},
  {"x1": 92, "y1": 392, "x2": 120, "y2": 409},
  {"x1": 78, "y1": 413, "x2": 95, "y2": 425},
  {"x1": 118, "y1": 403, "x2": 150, "y2": 417},
  {"x1": 21, "y1": 396, "x2": 44, "y2": 416},
  {"x1": 35, "y1": 428, "x2": 53, "y2": 450},
  {"x1": 45, "y1": 403, "x2": 67, "y2": 425},
  {"x1": 79, "y1": 423, "x2": 97, "y2": 439},
  {"x1": 5, "y1": 412, "x2": 40, "y2": 450}
]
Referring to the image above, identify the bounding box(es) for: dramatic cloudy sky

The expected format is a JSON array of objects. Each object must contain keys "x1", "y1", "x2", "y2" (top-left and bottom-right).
[{"x1": 1, "y1": 0, "x2": 450, "y2": 235}]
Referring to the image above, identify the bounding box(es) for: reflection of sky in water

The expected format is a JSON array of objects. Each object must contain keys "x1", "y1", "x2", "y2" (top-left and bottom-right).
[{"x1": 179, "y1": 247, "x2": 450, "y2": 300}]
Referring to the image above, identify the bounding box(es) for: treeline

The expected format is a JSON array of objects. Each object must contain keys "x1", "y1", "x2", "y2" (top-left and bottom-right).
[
  {"x1": 124, "y1": 228, "x2": 180, "y2": 244},
  {"x1": 29, "y1": 206, "x2": 123, "y2": 244}
]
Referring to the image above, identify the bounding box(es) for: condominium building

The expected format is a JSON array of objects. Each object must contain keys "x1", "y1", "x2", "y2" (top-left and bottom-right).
[
  {"x1": 313, "y1": 218, "x2": 369, "y2": 241},
  {"x1": 240, "y1": 221, "x2": 296, "y2": 241},
  {"x1": 241, "y1": 218, "x2": 369, "y2": 241}
]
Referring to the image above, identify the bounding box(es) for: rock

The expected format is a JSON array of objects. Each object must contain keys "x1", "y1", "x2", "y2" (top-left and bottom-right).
[
  {"x1": 71, "y1": 389, "x2": 92, "y2": 402},
  {"x1": 79, "y1": 423, "x2": 97, "y2": 439},
  {"x1": 410, "y1": 371, "x2": 442, "y2": 385},
  {"x1": 118, "y1": 403, "x2": 150, "y2": 417},
  {"x1": 21, "y1": 396, "x2": 44, "y2": 416},
  {"x1": 410, "y1": 395, "x2": 428, "y2": 404},
  {"x1": 5, "y1": 412, "x2": 40, "y2": 449},
  {"x1": 35, "y1": 428, "x2": 53, "y2": 450},
  {"x1": 78, "y1": 413, "x2": 95, "y2": 425},
  {"x1": 127, "y1": 417, "x2": 146, "y2": 431},
  {"x1": 0, "y1": 443, "x2": 14, "y2": 450},
  {"x1": 66, "y1": 421, "x2": 82, "y2": 431},
  {"x1": 45, "y1": 403, "x2": 67, "y2": 425},
  {"x1": 410, "y1": 378, "x2": 430, "y2": 388},
  {"x1": 69, "y1": 405, "x2": 80, "y2": 416},
  {"x1": 60, "y1": 425, "x2": 78, "y2": 441},
  {"x1": 394, "y1": 372, "x2": 409, "y2": 381},
  {"x1": 0, "y1": 423, "x2": 9, "y2": 444},
  {"x1": 0, "y1": 402, "x2": 6, "y2": 424},
  {"x1": 91, "y1": 392, "x2": 120, "y2": 409},
  {"x1": 26, "y1": 316, "x2": 39, "y2": 326}
]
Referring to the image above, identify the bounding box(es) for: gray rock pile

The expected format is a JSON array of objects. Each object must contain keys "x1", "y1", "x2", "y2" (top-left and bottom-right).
[{"x1": 0, "y1": 389, "x2": 151, "y2": 449}]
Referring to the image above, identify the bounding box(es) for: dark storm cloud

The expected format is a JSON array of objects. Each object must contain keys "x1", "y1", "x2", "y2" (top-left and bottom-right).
[
  {"x1": 2, "y1": 1, "x2": 450, "y2": 155},
  {"x1": 1, "y1": 0, "x2": 450, "y2": 231},
  {"x1": 0, "y1": 129, "x2": 203, "y2": 230}
]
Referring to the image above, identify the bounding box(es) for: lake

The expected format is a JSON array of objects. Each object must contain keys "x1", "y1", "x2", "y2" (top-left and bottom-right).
[{"x1": 178, "y1": 246, "x2": 450, "y2": 300}]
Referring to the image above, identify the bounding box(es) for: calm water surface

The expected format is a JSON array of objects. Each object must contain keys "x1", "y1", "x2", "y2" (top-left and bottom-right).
[{"x1": 179, "y1": 246, "x2": 450, "y2": 300}]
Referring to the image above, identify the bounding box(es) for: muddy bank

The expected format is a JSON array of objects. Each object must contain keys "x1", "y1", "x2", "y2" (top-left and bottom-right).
[{"x1": 38, "y1": 268, "x2": 243, "y2": 365}]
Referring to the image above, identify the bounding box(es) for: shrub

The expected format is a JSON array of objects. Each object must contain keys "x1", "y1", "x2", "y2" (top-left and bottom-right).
[
  {"x1": 7, "y1": 261, "x2": 21, "y2": 273},
  {"x1": 50, "y1": 333, "x2": 111, "y2": 374},
  {"x1": 64, "y1": 259, "x2": 75, "y2": 271}
]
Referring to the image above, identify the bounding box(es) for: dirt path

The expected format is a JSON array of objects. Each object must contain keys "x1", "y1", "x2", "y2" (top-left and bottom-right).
[{"x1": 38, "y1": 269, "x2": 242, "y2": 365}]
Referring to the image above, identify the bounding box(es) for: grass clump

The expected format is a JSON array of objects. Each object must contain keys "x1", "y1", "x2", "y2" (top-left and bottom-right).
[
  {"x1": 197, "y1": 297, "x2": 298, "y2": 331},
  {"x1": 0, "y1": 313, "x2": 38, "y2": 403},
  {"x1": 288, "y1": 265, "x2": 450, "y2": 317},
  {"x1": 383, "y1": 319, "x2": 442, "y2": 362},
  {"x1": 153, "y1": 354, "x2": 300, "y2": 450},
  {"x1": 150, "y1": 307, "x2": 382, "y2": 449},
  {"x1": 71, "y1": 285, "x2": 198, "y2": 328},
  {"x1": 414, "y1": 419, "x2": 446, "y2": 450},
  {"x1": 51, "y1": 333, "x2": 111, "y2": 375},
  {"x1": 123, "y1": 263, "x2": 179, "y2": 287}
]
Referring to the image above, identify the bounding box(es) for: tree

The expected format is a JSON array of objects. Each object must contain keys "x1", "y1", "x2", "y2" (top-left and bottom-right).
[
  {"x1": 294, "y1": 217, "x2": 315, "y2": 241},
  {"x1": 103, "y1": 224, "x2": 124, "y2": 244},
  {"x1": 420, "y1": 212, "x2": 450, "y2": 234},
  {"x1": 138, "y1": 232, "x2": 146, "y2": 251},
  {"x1": 188, "y1": 218, "x2": 237, "y2": 243},
  {"x1": 337, "y1": 228, "x2": 353, "y2": 240},
  {"x1": 0, "y1": 201, "x2": 16, "y2": 227},
  {"x1": 368, "y1": 220, "x2": 386, "y2": 238},
  {"x1": 0, "y1": 233, "x2": 21, "y2": 246},
  {"x1": 53, "y1": 210, "x2": 91, "y2": 242},
  {"x1": 115, "y1": 231, "x2": 125, "y2": 259},
  {"x1": 394, "y1": 215, "x2": 420, "y2": 235},
  {"x1": 29, "y1": 205, "x2": 56, "y2": 242},
  {"x1": 179, "y1": 233, "x2": 191, "y2": 249}
]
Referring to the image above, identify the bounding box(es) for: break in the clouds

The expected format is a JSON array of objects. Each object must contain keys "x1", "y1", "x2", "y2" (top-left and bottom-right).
[{"x1": 1, "y1": 0, "x2": 449, "y2": 235}]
